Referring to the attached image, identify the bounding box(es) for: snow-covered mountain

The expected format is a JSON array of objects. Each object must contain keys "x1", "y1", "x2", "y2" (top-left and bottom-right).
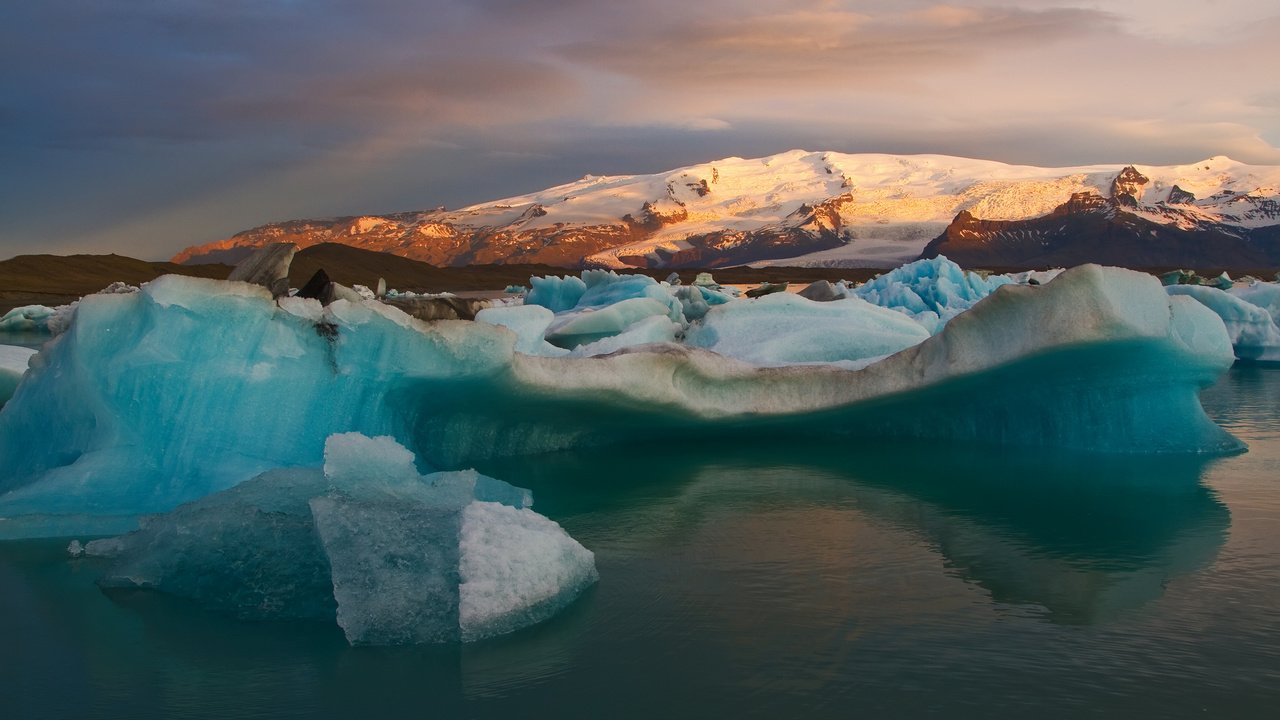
[{"x1": 173, "y1": 150, "x2": 1280, "y2": 269}]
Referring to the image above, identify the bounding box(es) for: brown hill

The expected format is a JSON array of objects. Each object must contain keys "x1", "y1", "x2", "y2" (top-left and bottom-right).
[
  {"x1": 289, "y1": 243, "x2": 881, "y2": 291},
  {"x1": 0, "y1": 244, "x2": 885, "y2": 315},
  {"x1": 0, "y1": 253, "x2": 233, "y2": 315}
]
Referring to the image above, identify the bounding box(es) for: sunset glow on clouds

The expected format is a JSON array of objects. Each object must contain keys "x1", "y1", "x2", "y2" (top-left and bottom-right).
[{"x1": 2, "y1": 1, "x2": 1278, "y2": 258}]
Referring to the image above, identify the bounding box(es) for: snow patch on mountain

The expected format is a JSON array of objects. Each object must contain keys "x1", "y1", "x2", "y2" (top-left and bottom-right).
[{"x1": 175, "y1": 151, "x2": 1280, "y2": 269}]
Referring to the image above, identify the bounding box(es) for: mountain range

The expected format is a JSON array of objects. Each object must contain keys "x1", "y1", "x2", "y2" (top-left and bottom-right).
[{"x1": 173, "y1": 151, "x2": 1280, "y2": 271}]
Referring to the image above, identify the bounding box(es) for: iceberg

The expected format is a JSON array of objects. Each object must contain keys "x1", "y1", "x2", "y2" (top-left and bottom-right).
[
  {"x1": 684, "y1": 292, "x2": 930, "y2": 367},
  {"x1": 1167, "y1": 284, "x2": 1280, "y2": 362},
  {"x1": 0, "y1": 264, "x2": 1241, "y2": 538},
  {"x1": 0, "y1": 345, "x2": 37, "y2": 406},
  {"x1": 524, "y1": 275, "x2": 586, "y2": 313},
  {"x1": 568, "y1": 314, "x2": 682, "y2": 357},
  {"x1": 0, "y1": 283, "x2": 138, "y2": 338},
  {"x1": 853, "y1": 255, "x2": 1013, "y2": 333},
  {"x1": 475, "y1": 304, "x2": 569, "y2": 357},
  {"x1": 0, "y1": 305, "x2": 58, "y2": 334},
  {"x1": 84, "y1": 433, "x2": 595, "y2": 645},
  {"x1": 546, "y1": 297, "x2": 675, "y2": 349},
  {"x1": 1229, "y1": 281, "x2": 1280, "y2": 322},
  {"x1": 576, "y1": 270, "x2": 683, "y2": 321},
  {"x1": 672, "y1": 284, "x2": 733, "y2": 321}
]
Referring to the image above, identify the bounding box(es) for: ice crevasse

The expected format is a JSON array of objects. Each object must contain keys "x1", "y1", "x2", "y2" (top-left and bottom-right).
[{"x1": 0, "y1": 264, "x2": 1241, "y2": 540}]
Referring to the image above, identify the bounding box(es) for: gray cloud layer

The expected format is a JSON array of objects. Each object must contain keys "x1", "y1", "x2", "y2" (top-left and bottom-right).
[{"x1": 2, "y1": 1, "x2": 1278, "y2": 258}]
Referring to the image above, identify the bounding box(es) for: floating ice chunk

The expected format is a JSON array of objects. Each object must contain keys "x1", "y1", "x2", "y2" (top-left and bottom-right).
[
  {"x1": 546, "y1": 297, "x2": 674, "y2": 349},
  {"x1": 475, "y1": 304, "x2": 569, "y2": 357},
  {"x1": 459, "y1": 501, "x2": 599, "y2": 641},
  {"x1": 85, "y1": 434, "x2": 588, "y2": 644},
  {"x1": 324, "y1": 432, "x2": 425, "y2": 494},
  {"x1": 0, "y1": 305, "x2": 57, "y2": 334},
  {"x1": 525, "y1": 275, "x2": 586, "y2": 313},
  {"x1": 1167, "y1": 284, "x2": 1280, "y2": 361},
  {"x1": 671, "y1": 285, "x2": 733, "y2": 321},
  {"x1": 276, "y1": 295, "x2": 325, "y2": 322},
  {"x1": 0, "y1": 284, "x2": 137, "y2": 337},
  {"x1": 94, "y1": 468, "x2": 339, "y2": 621},
  {"x1": 1229, "y1": 281, "x2": 1280, "y2": 322},
  {"x1": 685, "y1": 293, "x2": 930, "y2": 366},
  {"x1": 311, "y1": 494, "x2": 465, "y2": 644},
  {"x1": 854, "y1": 255, "x2": 1012, "y2": 332},
  {"x1": 569, "y1": 314, "x2": 682, "y2": 357},
  {"x1": 797, "y1": 280, "x2": 844, "y2": 302},
  {"x1": 577, "y1": 270, "x2": 679, "y2": 318},
  {"x1": 0, "y1": 345, "x2": 36, "y2": 405}
]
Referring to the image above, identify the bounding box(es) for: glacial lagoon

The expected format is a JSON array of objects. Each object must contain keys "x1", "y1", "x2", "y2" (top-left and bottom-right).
[{"x1": 1, "y1": 364, "x2": 1277, "y2": 719}]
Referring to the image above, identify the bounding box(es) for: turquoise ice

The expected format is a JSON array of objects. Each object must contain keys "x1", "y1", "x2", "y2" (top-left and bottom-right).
[
  {"x1": 84, "y1": 433, "x2": 596, "y2": 645},
  {"x1": 0, "y1": 264, "x2": 1243, "y2": 538},
  {"x1": 853, "y1": 255, "x2": 1013, "y2": 333}
]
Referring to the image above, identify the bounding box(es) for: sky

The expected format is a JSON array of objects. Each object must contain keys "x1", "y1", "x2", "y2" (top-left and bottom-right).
[{"x1": 2, "y1": 0, "x2": 1278, "y2": 260}]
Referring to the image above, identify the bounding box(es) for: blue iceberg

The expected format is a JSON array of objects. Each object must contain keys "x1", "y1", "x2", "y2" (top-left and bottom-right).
[
  {"x1": 0, "y1": 264, "x2": 1242, "y2": 539},
  {"x1": 0, "y1": 345, "x2": 36, "y2": 406},
  {"x1": 853, "y1": 255, "x2": 1013, "y2": 333},
  {"x1": 81, "y1": 433, "x2": 596, "y2": 645}
]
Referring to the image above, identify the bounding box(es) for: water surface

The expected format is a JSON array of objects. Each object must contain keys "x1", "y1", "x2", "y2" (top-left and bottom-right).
[{"x1": 2, "y1": 367, "x2": 1278, "y2": 719}]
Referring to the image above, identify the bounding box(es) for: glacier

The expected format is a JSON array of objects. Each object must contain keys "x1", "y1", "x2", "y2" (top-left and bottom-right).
[
  {"x1": 80, "y1": 433, "x2": 597, "y2": 645},
  {"x1": 0, "y1": 261, "x2": 1242, "y2": 539}
]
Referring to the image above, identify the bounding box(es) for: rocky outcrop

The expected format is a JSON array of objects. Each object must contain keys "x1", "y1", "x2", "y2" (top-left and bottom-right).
[
  {"x1": 1167, "y1": 185, "x2": 1197, "y2": 205},
  {"x1": 921, "y1": 192, "x2": 1279, "y2": 268},
  {"x1": 1111, "y1": 166, "x2": 1150, "y2": 207}
]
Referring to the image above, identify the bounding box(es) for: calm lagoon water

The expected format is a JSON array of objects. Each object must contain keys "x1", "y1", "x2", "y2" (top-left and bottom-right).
[{"x1": 2, "y1": 366, "x2": 1278, "y2": 719}]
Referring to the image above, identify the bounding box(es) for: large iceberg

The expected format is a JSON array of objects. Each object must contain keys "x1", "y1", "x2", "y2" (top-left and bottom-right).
[
  {"x1": 82, "y1": 433, "x2": 596, "y2": 645},
  {"x1": 0, "y1": 264, "x2": 1241, "y2": 538}
]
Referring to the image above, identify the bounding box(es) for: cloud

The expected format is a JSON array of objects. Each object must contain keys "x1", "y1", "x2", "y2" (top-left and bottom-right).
[
  {"x1": 1, "y1": 1, "x2": 1279, "y2": 259},
  {"x1": 558, "y1": 5, "x2": 1117, "y2": 85},
  {"x1": 0, "y1": 1, "x2": 579, "y2": 149}
]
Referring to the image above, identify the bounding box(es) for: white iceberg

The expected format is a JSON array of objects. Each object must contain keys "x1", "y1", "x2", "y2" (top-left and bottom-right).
[
  {"x1": 684, "y1": 292, "x2": 930, "y2": 368},
  {"x1": 1167, "y1": 284, "x2": 1280, "y2": 362}
]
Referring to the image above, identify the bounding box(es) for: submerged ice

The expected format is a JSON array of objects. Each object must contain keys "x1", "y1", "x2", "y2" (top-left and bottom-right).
[{"x1": 84, "y1": 433, "x2": 596, "y2": 645}]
